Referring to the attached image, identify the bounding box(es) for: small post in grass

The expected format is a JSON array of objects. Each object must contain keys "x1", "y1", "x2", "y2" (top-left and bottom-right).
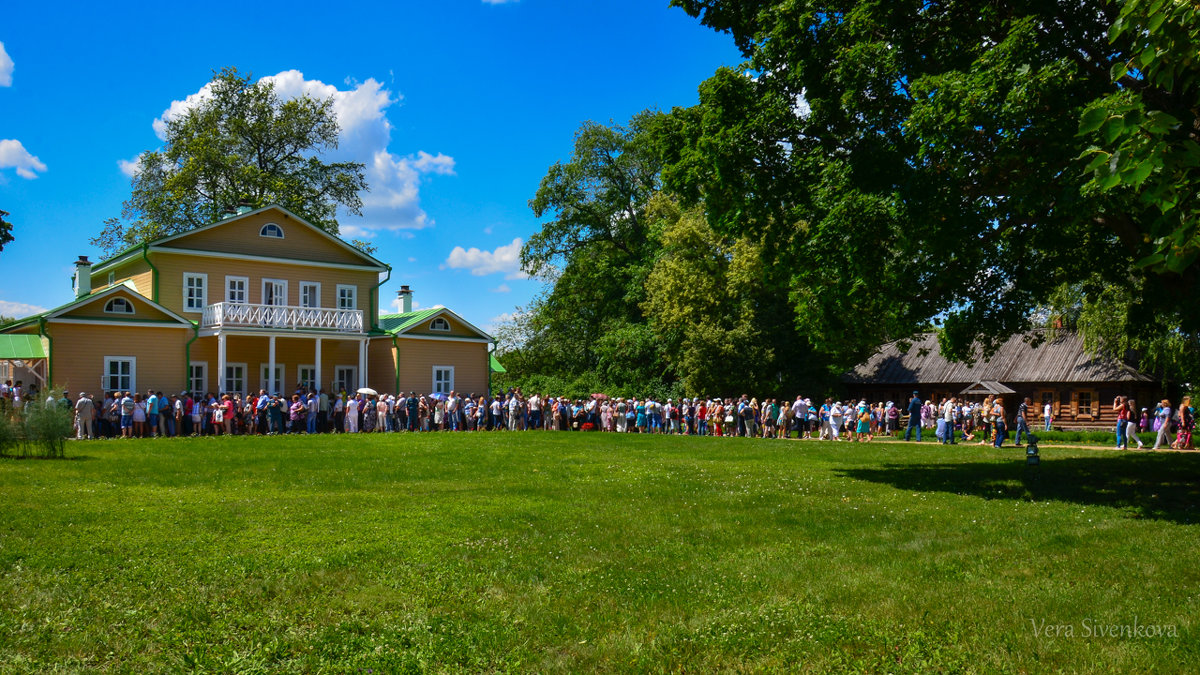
[{"x1": 1025, "y1": 433, "x2": 1040, "y2": 467}]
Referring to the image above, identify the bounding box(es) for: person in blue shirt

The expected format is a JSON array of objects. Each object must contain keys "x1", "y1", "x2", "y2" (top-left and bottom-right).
[{"x1": 904, "y1": 390, "x2": 923, "y2": 441}]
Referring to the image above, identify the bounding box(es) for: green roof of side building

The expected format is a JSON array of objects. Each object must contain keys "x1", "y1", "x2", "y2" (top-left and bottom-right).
[
  {"x1": 0, "y1": 334, "x2": 47, "y2": 360},
  {"x1": 490, "y1": 354, "x2": 506, "y2": 373},
  {"x1": 378, "y1": 308, "x2": 445, "y2": 334}
]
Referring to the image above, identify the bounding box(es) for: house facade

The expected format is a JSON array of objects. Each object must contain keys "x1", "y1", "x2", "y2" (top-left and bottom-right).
[
  {"x1": 843, "y1": 332, "x2": 1162, "y2": 430},
  {"x1": 0, "y1": 206, "x2": 495, "y2": 398}
]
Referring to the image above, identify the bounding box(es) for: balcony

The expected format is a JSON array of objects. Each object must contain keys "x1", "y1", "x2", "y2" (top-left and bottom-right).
[{"x1": 201, "y1": 302, "x2": 363, "y2": 333}]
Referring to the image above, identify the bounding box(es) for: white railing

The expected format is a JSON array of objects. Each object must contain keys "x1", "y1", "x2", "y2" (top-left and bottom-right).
[{"x1": 202, "y1": 302, "x2": 363, "y2": 332}]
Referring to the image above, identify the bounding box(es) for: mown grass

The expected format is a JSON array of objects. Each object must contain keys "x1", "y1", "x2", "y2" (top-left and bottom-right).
[{"x1": 1, "y1": 434, "x2": 1197, "y2": 673}]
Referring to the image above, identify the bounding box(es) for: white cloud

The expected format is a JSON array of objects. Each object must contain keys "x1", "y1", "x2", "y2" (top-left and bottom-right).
[
  {"x1": 482, "y1": 0, "x2": 519, "y2": 4},
  {"x1": 491, "y1": 284, "x2": 511, "y2": 293},
  {"x1": 407, "y1": 256, "x2": 417, "y2": 263},
  {"x1": 444, "y1": 238, "x2": 527, "y2": 279},
  {"x1": 0, "y1": 139, "x2": 47, "y2": 179},
  {"x1": 338, "y1": 224, "x2": 375, "y2": 240},
  {"x1": 117, "y1": 155, "x2": 142, "y2": 178},
  {"x1": 148, "y1": 69, "x2": 453, "y2": 232},
  {"x1": 0, "y1": 300, "x2": 47, "y2": 318},
  {"x1": 0, "y1": 42, "x2": 13, "y2": 87}
]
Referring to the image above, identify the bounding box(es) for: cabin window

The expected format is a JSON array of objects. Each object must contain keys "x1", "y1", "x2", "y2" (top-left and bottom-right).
[
  {"x1": 104, "y1": 297, "x2": 134, "y2": 314},
  {"x1": 429, "y1": 317, "x2": 450, "y2": 332},
  {"x1": 226, "y1": 276, "x2": 248, "y2": 304},
  {"x1": 433, "y1": 366, "x2": 454, "y2": 394},
  {"x1": 337, "y1": 285, "x2": 357, "y2": 310},
  {"x1": 183, "y1": 273, "x2": 207, "y2": 312},
  {"x1": 224, "y1": 363, "x2": 246, "y2": 395},
  {"x1": 104, "y1": 356, "x2": 135, "y2": 392},
  {"x1": 259, "y1": 223, "x2": 284, "y2": 239},
  {"x1": 300, "y1": 282, "x2": 321, "y2": 308},
  {"x1": 189, "y1": 362, "x2": 207, "y2": 396}
]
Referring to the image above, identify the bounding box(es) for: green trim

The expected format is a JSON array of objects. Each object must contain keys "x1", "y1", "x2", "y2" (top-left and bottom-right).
[
  {"x1": 371, "y1": 266, "x2": 391, "y2": 333},
  {"x1": 141, "y1": 243, "x2": 160, "y2": 303},
  {"x1": 37, "y1": 316, "x2": 52, "y2": 384},
  {"x1": 185, "y1": 323, "x2": 200, "y2": 391},
  {"x1": 55, "y1": 317, "x2": 189, "y2": 325}
]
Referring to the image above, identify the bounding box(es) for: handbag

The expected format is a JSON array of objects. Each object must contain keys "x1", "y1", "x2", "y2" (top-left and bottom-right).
[{"x1": 724, "y1": 414, "x2": 734, "y2": 424}]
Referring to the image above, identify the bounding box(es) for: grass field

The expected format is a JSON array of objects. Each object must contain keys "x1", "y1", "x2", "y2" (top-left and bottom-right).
[{"x1": 1, "y1": 433, "x2": 1198, "y2": 673}]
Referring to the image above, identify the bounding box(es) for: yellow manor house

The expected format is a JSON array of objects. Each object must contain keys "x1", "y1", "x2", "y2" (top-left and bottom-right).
[{"x1": 0, "y1": 205, "x2": 498, "y2": 398}]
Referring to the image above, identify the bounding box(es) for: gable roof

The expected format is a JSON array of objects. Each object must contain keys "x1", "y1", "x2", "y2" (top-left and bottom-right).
[
  {"x1": 843, "y1": 331, "x2": 1155, "y2": 385},
  {"x1": 1, "y1": 283, "x2": 196, "y2": 333},
  {"x1": 91, "y1": 205, "x2": 389, "y2": 273},
  {"x1": 379, "y1": 307, "x2": 493, "y2": 341}
]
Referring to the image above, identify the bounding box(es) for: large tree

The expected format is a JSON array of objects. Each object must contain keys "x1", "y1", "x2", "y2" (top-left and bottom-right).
[
  {"x1": 0, "y1": 208, "x2": 13, "y2": 254},
  {"x1": 660, "y1": 0, "x2": 1200, "y2": 367},
  {"x1": 93, "y1": 67, "x2": 367, "y2": 256}
]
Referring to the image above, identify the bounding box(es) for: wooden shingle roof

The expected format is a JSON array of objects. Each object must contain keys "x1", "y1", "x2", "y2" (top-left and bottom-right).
[{"x1": 843, "y1": 331, "x2": 1154, "y2": 385}]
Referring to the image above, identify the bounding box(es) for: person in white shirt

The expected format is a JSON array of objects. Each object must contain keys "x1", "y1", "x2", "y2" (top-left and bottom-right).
[
  {"x1": 942, "y1": 397, "x2": 958, "y2": 445},
  {"x1": 1043, "y1": 399, "x2": 1053, "y2": 431},
  {"x1": 345, "y1": 396, "x2": 359, "y2": 433},
  {"x1": 829, "y1": 401, "x2": 844, "y2": 440}
]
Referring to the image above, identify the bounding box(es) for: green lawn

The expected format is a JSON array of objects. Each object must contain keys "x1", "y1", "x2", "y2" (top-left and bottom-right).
[{"x1": 1, "y1": 433, "x2": 1197, "y2": 673}]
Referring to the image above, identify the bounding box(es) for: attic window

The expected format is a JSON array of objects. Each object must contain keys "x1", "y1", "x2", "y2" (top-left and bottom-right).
[
  {"x1": 259, "y1": 223, "x2": 284, "y2": 239},
  {"x1": 104, "y1": 297, "x2": 134, "y2": 314},
  {"x1": 429, "y1": 317, "x2": 450, "y2": 332}
]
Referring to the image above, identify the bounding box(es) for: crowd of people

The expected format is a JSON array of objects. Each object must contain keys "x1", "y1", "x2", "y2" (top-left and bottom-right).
[{"x1": 0, "y1": 379, "x2": 1193, "y2": 450}]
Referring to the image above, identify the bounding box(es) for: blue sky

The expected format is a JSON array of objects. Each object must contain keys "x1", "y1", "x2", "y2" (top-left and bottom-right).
[{"x1": 0, "y1": 0, "x2": 741, "y2": 332}]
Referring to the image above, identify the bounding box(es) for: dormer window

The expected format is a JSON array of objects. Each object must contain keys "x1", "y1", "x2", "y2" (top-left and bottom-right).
[
  {"x1": 104, "y1": 297, "x2": 134, "y2": 314},
  {"x1": 259, "y1": 223, "x2": 284, "y2": 239},
  {"x1": 429, "y1": 317, "x2": 450, "y2": 332}
]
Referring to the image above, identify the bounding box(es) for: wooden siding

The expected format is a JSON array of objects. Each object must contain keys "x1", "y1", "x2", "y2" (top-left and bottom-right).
[
  {"x1": 395, "y1": 338, "x2": 488, "y2": 396},
  {"x1": 47, "y1": 324, "x2": 189, "y2": 394},
  {"x1": 58, "y1": 289, "x2": 180, "y2": 322},
  {"x1": 151, "y1": 252, "x2": 380, "y2": 324},
  {"x1": 188, "y1": 334, "x2": 364, "y2": 394},
  {"x1": 163, "y1": 210, "x2": 372, "y2": 267},
  {"x1": 91, "y1": 258, "x2": 153, "y2": 298},
  {"x1": 404, "y1": 312, "x2": 485, "y2": 339},
  {"x1": 367, "y1": 339, "x2": 398, "y2": 393}
]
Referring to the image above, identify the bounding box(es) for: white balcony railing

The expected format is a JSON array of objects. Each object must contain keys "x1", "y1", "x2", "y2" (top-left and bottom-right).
[{"x1": 201, "y1": 302, "x2": 363, "y2": 332}]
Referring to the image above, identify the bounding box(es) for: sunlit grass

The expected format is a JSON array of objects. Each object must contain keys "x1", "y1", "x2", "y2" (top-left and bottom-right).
[{"x1": 1, "y1": 433, "x2": 1197, "y2": 673}]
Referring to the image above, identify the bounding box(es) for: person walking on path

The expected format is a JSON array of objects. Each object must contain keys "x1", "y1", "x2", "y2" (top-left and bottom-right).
[
  {"x1": 992, "y1": 398, "x2": 1008, "y2": 448},
  {"x1": 1014, "y1": 397, "x2": 1032, "y2": 446},
  {"x1": 904, "y1": 390, "x2": 923, "y2": 441},
  {"x1": 1125, "y1": 399, "x2": 1145, "y2": 449},
  {"x1": 1172, "y1": 396, "x2": 1193, "y2": 450},
  {"x1": 1152, "y1": 399, "x2": 1172, "y2": 450}
]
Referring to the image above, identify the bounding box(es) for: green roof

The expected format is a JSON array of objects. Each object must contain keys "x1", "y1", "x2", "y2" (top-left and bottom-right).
[
  {"x1": 379, "y1": 308, "x2": 443, "y2": 334},
  {"x1": 489, "y1": 354, "x2": 507, "y2": 373},
  {"x1": 0, "y1": 334, "x2": 46, "y2": 360}
]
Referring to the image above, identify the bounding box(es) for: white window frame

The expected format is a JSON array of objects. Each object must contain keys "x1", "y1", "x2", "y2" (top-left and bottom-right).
[
  {"x1": 104, "y1": 356, "x2": 136, "y2": 393},
  {"x1": 224, "y1": 363, "x2": 247, "y2": 396},
  {"x1": 259, "y1": 222, "x2": 285, "y2": 238},
  {"x1": 298, "y1": 365, "x2": 317, "y2": 390},
  {"x1": 104, "y1": 297, "x2": 135, "y2": 314},
  {"x1": 299, "y1": 281, "x2": 321, "y2": 308},
  {"x1": 189, "y1": 362, "x2": 207, "y2": 396},
  {"x1": 262, "y1": 278, "x2": 288, "y2": 307},
  {"x1": 260, "y1": 364, "x2": 283, "y2": 395},
  {"x1": 432, "y1": 365, "x2": 454, "y2": 394},
  {"x1": 334, "y1": 365, "x2": 358, "y2": 394},
  {"x1": 107, "y1": 271, "x2": 115, "y2": 286},
  {"x1": 183, "y1": 273, "x2": 207, "y2": 313},
  {"x1": 429, "y1": 317, "x2": 451, "y2": 332},
  {"x1": 336, "y1": 284, "x2": 357, "y2": 310},
  {"x1": 226, "y1": 276, "x2": 249, "y2": 304}
]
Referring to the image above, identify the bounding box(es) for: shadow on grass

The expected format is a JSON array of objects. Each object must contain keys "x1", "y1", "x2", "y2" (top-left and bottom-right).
[
  {"x1": 837, "y1": 453, "x2": 1200, "y2": 525},
  {"x1": 0, "y1": 454, "x2": 97, "y2": 461}
]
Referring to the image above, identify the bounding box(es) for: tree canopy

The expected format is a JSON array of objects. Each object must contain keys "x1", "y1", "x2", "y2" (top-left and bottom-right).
[
  {"x1": 93, "y1": 67, "x2": 367, "y2": 256},
  {"x1": 0, "y1": 209, "x2": 13, "y2": 254},
  {"x1": 660, "y1": 0, "x2": 1200, "y2": 365}
]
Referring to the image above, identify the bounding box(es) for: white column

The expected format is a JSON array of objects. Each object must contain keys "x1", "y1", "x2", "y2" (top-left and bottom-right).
[
  {"x1": 314, "y1": 338, "x2": 322, "y2": 393},
  {"x1": 268, "y1": 335, "x2": 276, "y2": 393},
  {"x1": 217, "y1": 332, "x2": 226, "y2": 394},
  {"x1": 358, "y1": 338, "x2": 368, "y2": 390}
]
